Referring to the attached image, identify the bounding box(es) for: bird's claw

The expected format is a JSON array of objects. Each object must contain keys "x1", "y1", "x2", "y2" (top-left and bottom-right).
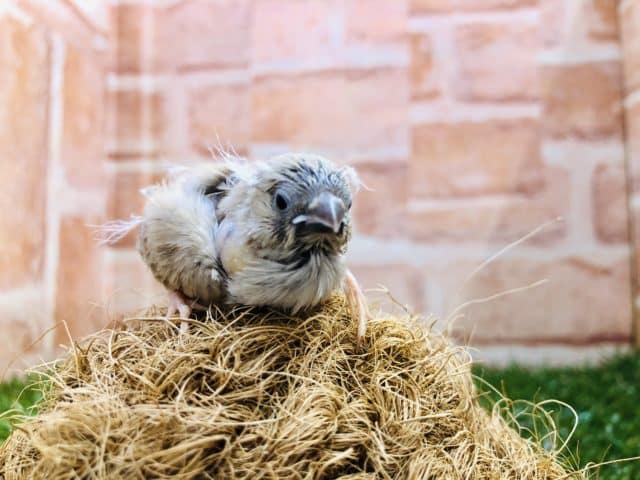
[
  {"x1": 343, "y1": 269, "x2": 369, "y2": 347},
  {"x1": 166, "y1": 290, "x2": 191, "y2": 333}
]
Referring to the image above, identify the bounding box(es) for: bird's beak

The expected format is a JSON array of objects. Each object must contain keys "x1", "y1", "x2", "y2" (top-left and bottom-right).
[{"x1": 293, "y1": 192, "x2": 346, "y2": 234}]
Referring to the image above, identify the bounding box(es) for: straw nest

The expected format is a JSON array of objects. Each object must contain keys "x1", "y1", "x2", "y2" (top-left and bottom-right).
[{"x1": 0, "y1": 296, "x2": 577, "y2": 479}]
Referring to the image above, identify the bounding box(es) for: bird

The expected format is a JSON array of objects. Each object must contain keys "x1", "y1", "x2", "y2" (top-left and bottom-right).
[{"x1": 102, "y1": 153, "x2": 368, "y2": 341}]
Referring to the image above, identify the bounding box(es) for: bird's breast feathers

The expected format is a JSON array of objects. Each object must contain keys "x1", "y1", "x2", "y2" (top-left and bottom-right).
[{"x1": 224, "y1": 246, "x2": 346, "y2": 312}]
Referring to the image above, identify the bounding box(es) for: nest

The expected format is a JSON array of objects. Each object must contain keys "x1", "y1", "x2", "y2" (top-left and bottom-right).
[{"x1": 0, "y1": 296, "x2": 577, "y2": 479}]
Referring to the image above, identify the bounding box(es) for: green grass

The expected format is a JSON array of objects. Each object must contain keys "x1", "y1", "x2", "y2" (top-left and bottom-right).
[
  {"x1": 474, "y1": 353, "x2": 640, "y2": 480},
  {"x1": 0, "y1": 377, "x2": 42, "y2": 442},
  {"x1": 0, "y1": 356, "x2": 638, "y2": 479}
]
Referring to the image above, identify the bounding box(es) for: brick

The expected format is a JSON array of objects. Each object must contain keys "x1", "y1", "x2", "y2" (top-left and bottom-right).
[
  {"x1": 345, "y1": 0, "x2": 406, "y2": 44},
  {"x1": 456, "y1": 0, "x2": 537, "y2": 10},
  {"x1": 411, "y1": 0, "x2": 535, "y2": 13},
  {"x1": 347, "y1": 264, "x2": 426, "y2": 315},
  {"x1": 410, "y1": 33, "x2": 439, "y2": 100},
  {"x1": 110, "y1": 3, "x2": 158, "y2": 72},
  {"x1": 353, "y1": 162, "x2": 408, "y2": 238},
  {"x1": 541, "y1": 0, "x2": 618, "y2": 47},
  {"x1": 592, "y1": 164, "x2": 629, "y2": 243},
  {"x1": 627, "y1": 102, "x2": 640, "y2": 182},
  {"x1": 409, "y1": 167, "x2": 568, "y2": 244},
  {"x1": 252, "y1": 69, "x2": 408, "y2": 155},
  {"x1": 441, "y1": 257, "x2": 632, "y2": 344},
  {"x1": 103, "y1": 252, "x2": 165, "y2": 316},
  {"x1": 67, "y1": 0, "x2": 110, "y2": 33},
  {"x1": 0, "y1": 15, "x2": 49, "y2": 289},
  {"x1": 410, "y1": 119, "x2": 543, "y2": 198},
  {"x1": 0, "y1": 290, "x2": 47, "y2": 362},
  {"x1": 112, "y1": 1, "x2": 250, "y2": 72},
  {"x1": 107, "y1": 89, "x2": 165, "y2": 156},
  {"x1": 54, "y1": 216, "x2": 106, "y2": 343},
  {"x1": 19, "y1": 0, "x2": 101, "y2": 49},
  {"x1": 189, "y1": 83, "x2": 250, "y2": 156},
  {"x1": 410, "y1": 0, "x2": 455, "y2": 13},
  {"x1": 106, "y1": 170, "x2": 164, "y2": 248},
  {"x1": 159, "y1": 0, "x2": 250, "y2": 70},
  {"x1": 621, "y1": 1, "x2": 640, "y2": 93},
  {"x1": 631, "y1": 198, "x2": 640, "y2": 278},
  {"x1": 454, "y1": 22, "x2": 539, "y2": 101},
  {"x1": 539, "y1": 0, "x2": 564, "y2": 46},
  {"x1": 587, "y1": 0, "x2": 619, "y2": 41},
  {"x1": 541, "y1": 62, "x2": 622, "y2": 140},
  {"x1": 61, "y1": 45, "x2": 106, "y2": 188},
  {"x1": 252, "y1": 0, "x2": 332, "y2": 65}
]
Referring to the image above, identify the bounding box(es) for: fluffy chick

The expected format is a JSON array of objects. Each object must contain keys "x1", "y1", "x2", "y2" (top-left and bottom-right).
[{"x1": 109, "y1": 153, "x2": 368, "y2": 339}]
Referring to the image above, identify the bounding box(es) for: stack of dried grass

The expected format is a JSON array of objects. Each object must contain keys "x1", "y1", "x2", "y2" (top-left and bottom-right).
[{"x1": 0, "y1": 296, "x2": 579, "y2": 479}]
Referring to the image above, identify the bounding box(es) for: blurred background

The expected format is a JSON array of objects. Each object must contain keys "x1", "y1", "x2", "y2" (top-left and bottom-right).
[{"x1": 1, "y1": 0, "x2": 639, "y2": 370}]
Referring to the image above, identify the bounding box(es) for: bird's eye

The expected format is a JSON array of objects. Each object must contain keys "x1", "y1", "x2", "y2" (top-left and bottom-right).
[
  {"x1": 274, "y1": 191, "x2": 289, "y2": 210},
  {"x1": 347, "y1": 199, "x2": 352, "y2": 210}
]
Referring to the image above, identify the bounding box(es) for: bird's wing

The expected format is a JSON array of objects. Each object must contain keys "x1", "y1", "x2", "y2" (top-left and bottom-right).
[
  {"x1": 172, "y1": 163, "x2": 238, "y2": 203},
  {"x1": 137, "y1": 163, "x2": 240, "y2": 304},
  {"x1": 97, "y1": 163, "x2": 236, "y2": 246}
]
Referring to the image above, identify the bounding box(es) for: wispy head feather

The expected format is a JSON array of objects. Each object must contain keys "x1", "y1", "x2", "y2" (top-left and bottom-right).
[
  {"x1": 339, "y1": 165, "x2": 363, "y2": 192},
  {"x1": 94, "y1": 217, "x2": 143, "y2": 246},
  {"x1": 206, "y1": 135, "x2": 243, "y2": 163}
]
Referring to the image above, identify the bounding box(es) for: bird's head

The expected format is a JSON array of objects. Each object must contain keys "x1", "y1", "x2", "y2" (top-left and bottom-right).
[{"x1": 245, "y1": 153, "x2": 358, "y2": 257}]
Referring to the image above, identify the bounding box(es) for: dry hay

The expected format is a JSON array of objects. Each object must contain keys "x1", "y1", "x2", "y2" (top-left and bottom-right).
[{"x1": 0, "y1": 296, "x2": 579, "y2": 479}]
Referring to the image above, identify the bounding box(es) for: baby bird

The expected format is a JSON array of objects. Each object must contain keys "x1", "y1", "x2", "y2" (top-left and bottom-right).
[{"x1": 107, "y1": 153, "x2": 368, "y2": 340}]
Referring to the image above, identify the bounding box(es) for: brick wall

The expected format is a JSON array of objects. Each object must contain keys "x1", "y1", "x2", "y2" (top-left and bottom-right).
[
  {"x1": 0, "y1": 1, "x2": 109, "y2": 370},
  {"x1": 620, "y1": 0, "x2": 640, "y2": 342},
  {"x1": 0, "y1": 0, "x2": 634, "y2": 370}
]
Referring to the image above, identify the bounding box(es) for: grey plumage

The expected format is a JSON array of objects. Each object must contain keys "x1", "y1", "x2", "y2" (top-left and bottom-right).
[{"x1": 115, "y1": 153, "x2": 362, "y2": 324}]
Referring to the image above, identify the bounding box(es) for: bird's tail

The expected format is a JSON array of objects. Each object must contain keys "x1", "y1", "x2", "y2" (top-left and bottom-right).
[{"x1": 94, "y1": 216, "x2": 144, "y2": 246}]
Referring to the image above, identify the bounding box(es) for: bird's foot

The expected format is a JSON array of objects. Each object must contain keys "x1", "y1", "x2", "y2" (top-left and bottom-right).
[
  {"x1": 166, "y1": 290, "x2": 191, "y2": 333},
  {"x1": 343, "y1": 268, "x2": 369, "y2": 347}
]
